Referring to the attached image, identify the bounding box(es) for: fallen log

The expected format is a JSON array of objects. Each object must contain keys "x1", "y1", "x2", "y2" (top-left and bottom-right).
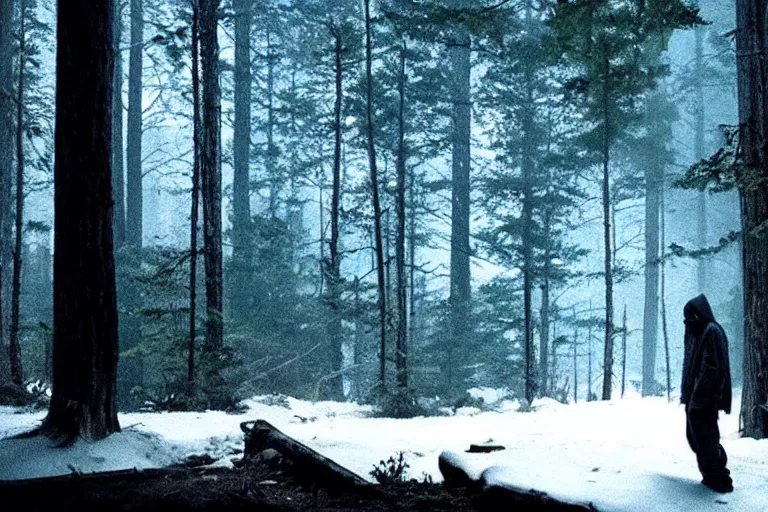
[
  {"x1": 439, "y1": 449, "x2": 598, "y2": 511},
  {"x1": 467, "y1": 444, "x2": 506, "y2": 454},
  {"x1": 240, "y1": 420, "x2": 372, "y2": 492}
]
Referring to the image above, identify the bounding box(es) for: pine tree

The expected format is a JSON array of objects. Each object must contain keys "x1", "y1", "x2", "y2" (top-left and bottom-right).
[{"x1": 42, "y1": 0, "x2": 120, "y2": 442}]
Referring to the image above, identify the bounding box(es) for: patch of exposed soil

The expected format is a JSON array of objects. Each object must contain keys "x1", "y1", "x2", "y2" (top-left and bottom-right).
[{"x1": 0, "y1": 463, "x2": 482, "y2": 511}]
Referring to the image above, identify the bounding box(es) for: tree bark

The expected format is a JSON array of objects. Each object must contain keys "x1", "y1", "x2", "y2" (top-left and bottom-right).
[
  {"x1": 112, "y1": 1, "x2": 125, "y2": 249},
  {"x1": 621, "y1": 305, "x2": 627, "y2": 398},
  {"x1": 660, "y1": 176, "x2": 671, "y2": 403},
  {"x1": 188, "y1": 0, "x2": 202, "y2": 393},
  {"x1": 0, "y1": 0, "x2": 13, "y2": 380},
  {"x1": 395, "y1": 41, "x2": 408, "y2": 390},
  {"x1": 695, "y1": 25, "x2": 707, "y2": 293},
  {"x1": 642, "y1": 95, "x2": 662, "y2": 397},
  {"x1": 364, "y1": 0, "x2": 387, "y2": 392},
  {"x1": 322, "y1": 26, "x2": 344, "y2": 400},
  {"x1": 241, "y1": 420, "x2": 371, "y2": 489},
  {"x1": 573, "y1": 308, "x2": 578, "y2": 403},
  {"x1": 601, "y1": 55, "x2": 614, "y2": 401},
  {"x1": 231, "y1": 0, "x2": 252, "y2": 326},
  {"x1": 521, "y1": 10, "x2": 535, "y2": 402},
  {"x1": 448, "y1": 1, "x2": 472, "y2": 396},
  {"x1": 735, "y1": 0, "x2": 768, "y2": 439},
  {"x1": 266, "y1": 27, "x2": 278, "y2": 218},
  {"x1": 43, "y1": 0, "x2": 120, "y2": 442},
  {"x1": 200, "y1": 0, "x2": 223, "y2": 353},
  {"x1": 126, "y1": 0, "x2": 143, "y2": 248},
  {"x1": 9, "y1": 0, "x2": 26, "y2": 387}
]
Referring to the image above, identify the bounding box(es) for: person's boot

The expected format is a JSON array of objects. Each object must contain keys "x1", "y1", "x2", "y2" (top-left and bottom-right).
[{"x1": 702, "y1": 475, "x2": 733, "y2": 493}]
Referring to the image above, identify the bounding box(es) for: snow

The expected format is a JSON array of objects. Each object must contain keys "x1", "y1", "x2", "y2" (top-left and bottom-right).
[
  {"x1": 1, "y1": 392, "x2": 767, "y2": 511},
  {"x1": 0, "y1": 430, "x2": 175, "y2": 480}
]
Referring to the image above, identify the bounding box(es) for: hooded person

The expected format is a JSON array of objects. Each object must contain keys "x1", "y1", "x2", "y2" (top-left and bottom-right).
[{"x1": 681, "y1": 294, "x2": 733, "y2": 493}]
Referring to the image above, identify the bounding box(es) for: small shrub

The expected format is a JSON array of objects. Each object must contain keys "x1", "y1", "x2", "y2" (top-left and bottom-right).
[
  {"x1": 452, "y1": 392, "x2": 484, "y2": 411},
  {"x1": 369, "y1": 452, "x2": 410, "y2": 484},
  {"x1": 376, "y1": 389, "x2": 429, "y2": 419}
]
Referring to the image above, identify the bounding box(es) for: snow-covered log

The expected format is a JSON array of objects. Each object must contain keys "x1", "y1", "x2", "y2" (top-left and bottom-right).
[
  {"x1": 439, "y1": 449, "x2": 597, "y2": 511},
  {"x1": 240, "y1": 420, "x2": 371, "y2": 490}
]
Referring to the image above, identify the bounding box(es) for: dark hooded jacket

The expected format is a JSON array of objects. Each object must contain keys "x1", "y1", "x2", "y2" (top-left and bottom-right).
[{"x1": 681, "y1": 295, "x2": 732, "y2": 414}]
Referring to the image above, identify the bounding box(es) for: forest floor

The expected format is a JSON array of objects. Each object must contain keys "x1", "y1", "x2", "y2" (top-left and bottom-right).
[
  {"x1": 1, "y1": 388, "x2": 767, "y2": 511},
  {"x1": 0, "y1": 463, "x2": 486, "y2": 512}
]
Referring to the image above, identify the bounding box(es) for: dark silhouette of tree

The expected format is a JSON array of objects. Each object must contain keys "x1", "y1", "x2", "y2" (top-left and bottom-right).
[{"x1": 42, "y1": 0, "x2": 120, "y2": 443}]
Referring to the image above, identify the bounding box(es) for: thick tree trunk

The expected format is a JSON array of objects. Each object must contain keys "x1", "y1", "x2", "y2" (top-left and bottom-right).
[
  {"x1": 43, "y1": 0, "x2": 120, "y2": 442},
  {"x1": 119, "y1": 0, "x2": 144, "y2": 404},
  {"x1": 323, "y1": 28, "x2": 344, "y2": 401},
  {"x1": 112, "y1": 2, "x2": 125, "y2": 249},
  {"x1": 736, "y1": 0, "x2": 768, "y2": 440},
  {"x1": 448, "y1": 6, "x2": 472, "y2": 396},
  {"x1": 9, "y1": 0, "x2": 26, "y2": 387},
  {"x1": 231, "y1": 0, "x2": 251, "y2": 326},
  {"x1": 521, "y1": 48, "x2": 535, "y2": 403},
  {"x1": 188, "y1": 0, "x2": 202, "y2": 393},
  {"x1": 642, "y1": 98, "x2": 662, "y2": 397},
  {"x1": 364, "y1": 0, "x2": 387, "y2": 392},
  {"x1": 126, "y1": 0, "x2": 143, "y2": 248},
  {"x1": 395, "y1": 42, "x2": 408, "y2": 390},
  {"x1": 0, "y1": 0, "x2": 13, "y2": 381},
  {"x1": 200, "y1": 0, "x2": 223, "y2": 353}
]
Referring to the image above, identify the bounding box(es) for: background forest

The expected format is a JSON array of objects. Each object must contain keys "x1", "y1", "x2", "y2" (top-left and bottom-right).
[{"x1": 0, "y1": 0, "x2": 745, "y2": 419}]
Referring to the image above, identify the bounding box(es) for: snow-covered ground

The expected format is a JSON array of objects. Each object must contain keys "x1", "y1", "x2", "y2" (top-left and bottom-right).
[{"x1": 1, "y1": 391, "x2": 766, "y2": 511}]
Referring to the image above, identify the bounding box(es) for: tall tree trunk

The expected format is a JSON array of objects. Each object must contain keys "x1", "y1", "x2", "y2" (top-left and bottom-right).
[
  {"x1": 266, "y1": 27, "x2": 278, "y2": 218},
  {"x1": 695, "y1": 25, "x2": 707, "y2": 293},
  {"x1": 660, "y1": 176, "x2": 671, "y2": 403},
  {"x1": 395, "y1": 41, "x2": 408, "y2": 390},
  {"x1": 587, "y1": 300, "x2": 593, "y2": 401},
  {"x1": 200, "y1": 0, "x2": 223, "y2": 354},
  {"x1": 43, "y1": 0, "x2": 120, "y2": 442},
  {"x1": 448, "y1": 1, "x2": 472, "y2": 396},
  {"x1": 521, "y1": 36, "x2": 535, "y2": 404},
  {"x1": 0, "y1": 0, "x2": 13, "y2": 382},
  {"x1": 323, "y1": 27, "x2": 343, "y2": 400},
  {"x1": 9, "y1": 0, "x2": 26, "y2": 387},
  {"x1": 540, "y1": 247, "x2": 552, "y2": 396},
  {"x1": 408, "y1": 145, "x2": 417, "y2": 351},
  {"x1": 188, "y1": 0, "x2": 202, "y2": 393},
  {"x1": 126, "y1": 0, "x2": 143, "y2": 248},
  {"x1": 112, "y1": 1, "x2": 125, "y2": 249},
  {"x1": 120, "y1": 0, "x2": 145, "y2": 404},
  {"x1": 642, "y1": 96, "x2": 662, "y2": 397},
  {"x1": 573, "y1": 307, "x2": 578, "y2": 403},
  {"x1": 601, "y1": 55, "x2": 615, "y2": 401},
  {"x1": 231, "y1": 0, "x2": 252, "y2": 325},
  {"x1": 364, "y1": 0, "x2": 387, "y2": 392},
  {"x1": 621, "y1": 305, "x2": 627, "y2": 398},
  {"x1": 735, "y1": 0, "x2": 768, "y2": 439}
]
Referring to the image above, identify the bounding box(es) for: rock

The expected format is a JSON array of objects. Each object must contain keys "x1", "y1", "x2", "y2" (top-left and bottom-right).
[
  {"x1": 180, "y1": 454, "x2": 216, "y2": 468},
  {"x1": 257, "y1": 448, "x2": 283, "y2": 469},
  {"x1": 438, "y1": 451, "x2": 478, "y2": 489}
]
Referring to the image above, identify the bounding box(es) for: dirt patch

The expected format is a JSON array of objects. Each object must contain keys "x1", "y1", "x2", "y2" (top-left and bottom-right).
[{"x1": 0, "y1": 463, "x2": 482, "y2": 511}]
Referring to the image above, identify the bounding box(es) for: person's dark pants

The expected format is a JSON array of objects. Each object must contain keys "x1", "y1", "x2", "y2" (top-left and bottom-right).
[{"x1": 686, "y1": 406, "x2": 731, "y2": 483}]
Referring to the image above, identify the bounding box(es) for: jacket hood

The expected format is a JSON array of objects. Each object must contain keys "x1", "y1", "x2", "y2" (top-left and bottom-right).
[{"x1": 684, "y1": 294, "x2": 716, "y2": 324}]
